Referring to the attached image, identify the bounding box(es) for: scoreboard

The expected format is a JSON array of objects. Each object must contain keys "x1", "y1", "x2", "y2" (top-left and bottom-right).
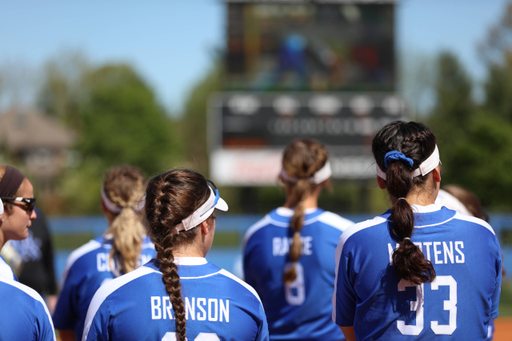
[
  {"x1": 209, "y1": 92, "x2": 407, "y2": 185},
  {"x1": 210, "y1": 0, "x2": 403, "y2": 186}
]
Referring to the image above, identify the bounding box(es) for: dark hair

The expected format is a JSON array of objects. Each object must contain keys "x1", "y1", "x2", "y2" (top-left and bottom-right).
[
  {"x1": 0, "y1": 166, "x2": 26, "y2": 215},
  {"x1": 280, "y1": 139, "x2": 328, "y2": 284},
  {"x1": 372, "y1": 121, "x2": 436, "y2": 285},
  {"x1": 103, "y1": 166, "x2": 147, "y2": 276},
  {"x1": 144, "y1": 169, "x2": 211, "y2": 341}
]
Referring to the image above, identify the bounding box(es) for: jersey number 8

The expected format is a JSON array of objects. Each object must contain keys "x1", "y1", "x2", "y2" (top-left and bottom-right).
[{"x1": 284, "y1": 262, "x2": 305, "y2": 306}]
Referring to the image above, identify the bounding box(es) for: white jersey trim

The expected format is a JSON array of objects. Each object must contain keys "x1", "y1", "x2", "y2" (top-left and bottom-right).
[
  {"x1": 454, "y1": 212, "x2": 496, "y2": 235},
  {"x1": 243, "y1": 215, "x2": 273, "y2": 247},
  {"x1": 62, "y1": 239, "x2": 102, "y2": 282},
  {"x1": 82, "y1": 265, "x2": 157, "y2": 341},
  {"x1": 218, "y1": 269, "x2": 263, "y2": 306},
  {"x1": 0, "y1": 257, "x2": 15, "y2": 280},
  {"x1": 317, "y1": 211, "x2": 354, "y2": 232},
  {"x1": 174, "y1": 257, "x2": 208, "y2": 266},
  {"x1": 0, "y1": 277, "x2": 56, "y2": 340}
]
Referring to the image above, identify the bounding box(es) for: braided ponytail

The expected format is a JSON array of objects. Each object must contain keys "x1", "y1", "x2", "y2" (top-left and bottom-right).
[
  {"x1": 372, "y1": 121, "x2": 437, "y2": 285},
  {"x1": 145, "y1": 169, "x2": 210, "y2": 341},
  {"x1": 281, "y1": 139, "x2": 329, "y2": 284}
]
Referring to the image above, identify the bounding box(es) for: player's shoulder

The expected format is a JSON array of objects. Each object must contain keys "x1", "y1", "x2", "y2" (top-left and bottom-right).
[
  {"x1": 316, "y1": 211, "x2": 355, "y2": 232},
  {"x1": 68, "y1": 237, "x2": 106, "y2": 262},
  {"x1": 452, "y1": 212, "x2": 497, "y2": 236},
  {"x1": 243, "y1": 212, "x2": 276, "y2": 246},
  {"x1": 0, "y1": 276, "x2": 50, "y2": 311},
  {"x1": 216, "y1": 268, "x2": 263, "y2": 305},
  {"x1": 337, "y1": 214, "x2": 388, "y2": 250},
  {"x1": 88, "y1": 264, "x2": 157, "y2": 309}
]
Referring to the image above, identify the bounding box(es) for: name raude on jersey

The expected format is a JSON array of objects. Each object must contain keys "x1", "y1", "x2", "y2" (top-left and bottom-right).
[
  {"x1": 388, "y1": 241, "x2": 465, "y2": 265},
  {"x1": 272, "y1": 236, "x2": 313, "y2": 256},
  {"x1": 151, "y1": 296, "x2": 230, "y2": 322},
  {"x1": 96, "y1": 253, "x2": 153, "y2": 272}
]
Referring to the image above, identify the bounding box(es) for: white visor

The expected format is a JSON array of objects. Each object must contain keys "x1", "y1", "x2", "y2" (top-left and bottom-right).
[
  {"x1": 175, "y1": 184, "x2": 228, "y2": 232},
  {"x1": 376, "y1": 145, "x2": 440, "y2": 180},
  {"x1": 280, "y1": 160, "x2": 332, "y2": 185}
]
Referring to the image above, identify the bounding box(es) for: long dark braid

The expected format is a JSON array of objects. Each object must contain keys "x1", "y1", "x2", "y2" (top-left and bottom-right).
[
  {"x1": 372, "y1": 121, "x2": 437, "y2": 285},
  {"x1": 145, "y1": 169, "x2": 210, "y2": 341}
]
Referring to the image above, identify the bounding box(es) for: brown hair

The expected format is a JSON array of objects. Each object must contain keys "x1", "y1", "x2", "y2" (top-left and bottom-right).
[
  {"x1": 0, "y1": 166, "x2": 26, "y2": 215},
  {"x1": 372, "y1": 121, "x2": 436, "y2": 285},
  {"x1": 103, "y1": 166, "x2": 147, "y2": 276},
  {"x1": 281, "y1": 139, "x2": 328, "y2": 284},
  {"x1": 144, "y1": 169, "x2": 211, "y2": 341}
]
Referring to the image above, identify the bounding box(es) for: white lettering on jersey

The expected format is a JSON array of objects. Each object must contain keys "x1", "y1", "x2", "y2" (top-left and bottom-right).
[
  {"x1": 96, "y1": 253, "x2": 152, "y2": 272},
  {"x1": 152, "y1": 296, "x2": 230, "y2": 322},
  {"x1": 387, "y1": 241, "x2": 465, "y2": 265},
  {"x1": 272, "y1": 236, "x2": 313, "y2": 256}
]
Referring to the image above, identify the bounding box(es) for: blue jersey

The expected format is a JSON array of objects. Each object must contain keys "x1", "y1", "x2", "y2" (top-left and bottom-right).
[
  {"x1": 244, "y1": 207, "x2": 353, "y2": 340},
  {"x1": 333, "y1": 204, "x2": 502, "y2": 341},
  {"x1": 82, "y1": 257, "x2": 269, "y2": 341},
  {"x1": 0, "y1": 276, "x2": 56, "y2": 341},
  {"x1": 53, "y1": 235, "x2": 156, "y2": 340}
]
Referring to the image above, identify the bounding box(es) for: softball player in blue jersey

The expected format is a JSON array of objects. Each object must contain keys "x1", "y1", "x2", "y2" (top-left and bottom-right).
[
  {"x1": 244, "y1": 139, "x2": 353, "y2": 341},
  {"x1": 53, "y1": 166, "x2": 156, "y2": 341},
  {"x1": 333, "y1": 121, "x2": 502, "y2": 341},
  {"x1": 82, "y1": 169, "x2": 268, "y2": 341},
  {"x1": 0, "y1": 165, "x2": 56, "y2": 340}
]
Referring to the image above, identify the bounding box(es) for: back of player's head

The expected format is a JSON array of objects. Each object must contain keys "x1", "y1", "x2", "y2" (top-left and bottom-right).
[
  {"x1": 280, "y1": 138, "x2": 330, "y2": 284},
  {"x1": 144, "y1": 168, "x2": 214, "y2": 341},
  {"x1": 372, "y1": 121, "x2": 437, "y2": 285},
  {"x1": 102, "y1": 165, "x2": 147, "y2": 276}
]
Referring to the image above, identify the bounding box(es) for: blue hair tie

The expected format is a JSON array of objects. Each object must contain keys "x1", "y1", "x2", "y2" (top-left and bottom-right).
[{"x1": 384, "y1": 151, "x2": 414, "y2": 169}]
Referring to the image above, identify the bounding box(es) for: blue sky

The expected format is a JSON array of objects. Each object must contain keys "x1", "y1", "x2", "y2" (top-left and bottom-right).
[{"x1": 0, "y1": 0, "x2": 509, "y2": 113}]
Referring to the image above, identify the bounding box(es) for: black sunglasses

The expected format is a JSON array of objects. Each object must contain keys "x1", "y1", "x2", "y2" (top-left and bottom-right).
[{"x1": 1, "y1": 197, "x2": 36, "y2": 213}]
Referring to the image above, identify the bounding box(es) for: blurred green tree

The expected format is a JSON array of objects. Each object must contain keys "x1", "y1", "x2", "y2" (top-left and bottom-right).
[{"x1": 36, "y1": 54, "x2": 182, "y2": 214}]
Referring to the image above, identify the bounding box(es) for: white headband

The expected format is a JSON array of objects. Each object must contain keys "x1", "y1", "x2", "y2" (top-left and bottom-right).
[
  {"x1": 376, "y1": 145, "x2": 440, "y2": 180},
  {"x1": 280, "y1": 161, "x2": 332, "y2": 185},
  {"x1": 101, "y1": 185, "x2": 145, "y2": 214},
  {"x1": 175, "y1": 186, "x2": 228, "y2": 233}
]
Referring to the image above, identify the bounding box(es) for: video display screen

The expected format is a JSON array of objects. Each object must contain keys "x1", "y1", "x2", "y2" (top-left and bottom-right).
[{"x1": 225, "y1": 2, "x2": 395, "y2": 92}]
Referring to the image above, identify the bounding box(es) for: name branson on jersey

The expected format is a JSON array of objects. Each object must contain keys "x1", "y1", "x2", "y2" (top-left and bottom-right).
[
  {"x1": 151, "y1": 296, "x2": 230, "y2": 322},
  {"x1": 388, "y1": 240, "x2": 466, "y2": 265}
]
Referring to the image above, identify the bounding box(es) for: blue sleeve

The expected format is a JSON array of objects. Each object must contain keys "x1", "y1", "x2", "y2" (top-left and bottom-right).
[
  {"x1": 53, "y1": 267, "x2": 78, "y2": 329},
  {"x1": 82, "y1": 300, "x2": 110, "y2": 341},
  {"x1": 333, "y1": 252, "x2": 357, "y2": 327},
  {"x1": 255, "y1": 302, "x2": 270, "y2": 341},
  {"x1": 490, "y1": 244, "x2": 502, "y2": 319},
  {"x1": 35, "y1": 303, "x2": 57, "y2": 341}
]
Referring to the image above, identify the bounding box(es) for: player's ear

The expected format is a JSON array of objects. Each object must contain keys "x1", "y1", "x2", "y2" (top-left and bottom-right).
[
  {"x1": 200, "y1": 220, "x2": 209, "y2": 236},
  {"x1": 377, "y1": 176, "x2": 386, "y2": 189}
]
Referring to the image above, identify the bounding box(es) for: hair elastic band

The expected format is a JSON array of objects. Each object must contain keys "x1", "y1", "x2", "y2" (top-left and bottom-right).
[
  {"x1": 403, "y1": 237, "x2": 411, "y2": 241},
  {"x1": 280, "y1": 161, "x2": 332, "y2": 185},
  {"x1": 397, "y1": 197, "x2": 407, "y2": 201},
  {"x1": 376, "y1": 145, "x2": 440, "y2": 180}
]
